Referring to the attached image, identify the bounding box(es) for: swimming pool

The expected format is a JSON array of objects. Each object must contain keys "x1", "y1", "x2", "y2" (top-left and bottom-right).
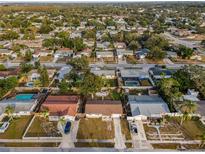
[{"x1": 15, "y1": 94, "x2": 35, "y2": 100}]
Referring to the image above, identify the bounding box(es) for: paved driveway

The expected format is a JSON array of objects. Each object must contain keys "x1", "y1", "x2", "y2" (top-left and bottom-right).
[
  {"x1": 59, "y1": 120, "x2": 79, "y2": 148},
  {"x1": 113, "y1": 117, "x2": 126, "y2": 149},
  {"x1": 130, "y1": 120, "x2": 152, "y2": 150}
]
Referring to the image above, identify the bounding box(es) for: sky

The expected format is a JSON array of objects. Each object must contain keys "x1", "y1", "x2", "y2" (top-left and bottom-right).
[{"x1": 0, "y1": 0, "x2": 205, "y2": 3}]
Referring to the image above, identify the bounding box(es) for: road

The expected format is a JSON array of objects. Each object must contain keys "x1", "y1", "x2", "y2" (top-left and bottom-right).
[
  {"x1": 0, "y1": 147, "x2": 182, "y2": 152},
  {"x1": 162, "y1": 32, "x2": 201, "y2": 50}
]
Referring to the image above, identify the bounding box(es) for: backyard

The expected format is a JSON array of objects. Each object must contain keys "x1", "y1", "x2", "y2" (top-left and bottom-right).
[
  {"x1": 77, "y1": 118, "x2": 114, "y2": 140},
  {"x1": 0, "y1": 116, "x2": 33, "y2": 139},
  {"x1": 25, "y1": 116, "x2": 61, "y2": 137}
]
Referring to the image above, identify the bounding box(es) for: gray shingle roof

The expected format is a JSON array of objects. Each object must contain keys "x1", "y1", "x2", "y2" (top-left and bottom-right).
[{"x1": 128, "y1": 95, "x2": 170, "y2": 117}]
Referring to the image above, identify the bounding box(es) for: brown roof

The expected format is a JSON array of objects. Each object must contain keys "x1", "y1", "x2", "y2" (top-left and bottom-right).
[
  {"x1": 42, "y1": 95, "x2": 79, "y2": 116},
  {"x1": 0, "y1": 68, "x2": 20, "y2": 78},
  {"x1": 85, "y1": 100, "x2": 123, "y2": 116}
]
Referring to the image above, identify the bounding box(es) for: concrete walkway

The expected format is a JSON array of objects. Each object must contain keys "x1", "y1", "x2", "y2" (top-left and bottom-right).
[{"x1": 113, "y1": 118, "x2": 126, "y2": 149}]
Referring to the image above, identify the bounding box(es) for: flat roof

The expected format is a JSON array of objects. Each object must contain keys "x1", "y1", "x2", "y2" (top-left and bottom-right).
[
  {"x1": 128, "y1": 95, "x2": 170, "y2": 117},
  {"x1": 85, "y1": 100, "x2": 123, "y2": 116}
]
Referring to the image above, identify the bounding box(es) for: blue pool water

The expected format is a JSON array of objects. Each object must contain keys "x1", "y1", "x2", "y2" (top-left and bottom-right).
[{"x1": 15, "y1": 94, "x2": 35, "y2": 100}]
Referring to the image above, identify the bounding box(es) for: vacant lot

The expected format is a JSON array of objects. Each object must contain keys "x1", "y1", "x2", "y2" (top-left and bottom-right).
[
  {"x1": 0, "y1": 116, "x2": 33, "y2": 139},
  {"x1": 166, "y1": 117, "x2": 205, "y2": 140},
  {"x1": 77, "y1": 118, "x2": 114, "y2": 140},
  {"x1": 25, "y1": 116, "x2": 61, "y2": 137}
]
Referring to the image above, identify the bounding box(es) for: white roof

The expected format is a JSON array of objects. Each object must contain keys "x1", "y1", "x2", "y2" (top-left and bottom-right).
[
  {"x1": 128, "y1": 95, "x2": 170, "y2": 117},
  {"x1": 96, "y1": 51, "x2": 114, "y2": 57},
  {"x1": 116, "y1": 49, "x2": 133, "y2": 56},
  {"x1": 91, "y1": 69, "x2": 115, "y2": 77},
  {"x1": 56, "y1": 66, "x2": 72, "y2": 80},
  {"x1": 120, "y1": 69, "x2": 148, "y2": 78}
]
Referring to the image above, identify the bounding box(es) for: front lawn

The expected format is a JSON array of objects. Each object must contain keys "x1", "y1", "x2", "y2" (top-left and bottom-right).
[
  {"x1": 0, "y1": 142, "x2": 60, "y2": 147},
  {"x1": 77, "y1": 118, "x2": 114, "y2": 140},
  {"x1": 74, "y1": 142, "x2": 114, "y2": 147},
  {"x1": 39, "y1": 56, "x2": 53, "y2": 62},
  {"x1": 120, "y1": 119, "x2": 132, "y2": 140},
  {"x1": 152, "y1": 143, "x2": 180, "y2": 149},
  {"x1": 0, "y1": 116, "x2": 33, "y2": 139},
  {"x1": 25, "y1": 116, "x2": 61, "y2": 137},
  {"x1": 166, "y1": 116, "x2": 205, "y2": 140}
]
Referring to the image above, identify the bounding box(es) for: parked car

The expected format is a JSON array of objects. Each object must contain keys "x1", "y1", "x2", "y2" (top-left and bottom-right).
[
  {"x1": 64, "y1": 121, "x2": 71, "y2": 134},
  {"x1": 130, "y1": 123, "x2": 138, "y2": 134}
]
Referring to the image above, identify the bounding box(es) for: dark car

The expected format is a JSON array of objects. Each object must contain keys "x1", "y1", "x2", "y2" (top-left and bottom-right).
[
  {"x1": 131, "y1": 123, "x2": 138, "y2": 134},
  {"x1": 64, "y1": 121, "x2": 71, "y2": 134}
]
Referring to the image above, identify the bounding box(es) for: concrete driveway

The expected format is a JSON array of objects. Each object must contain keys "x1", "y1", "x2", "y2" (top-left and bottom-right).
[
  {"x1": 113, "y1": 117, "x2": 126, "y2": 149},
  {"x1": 59, "y1": 120, "x2": 79, "y2": 148}
]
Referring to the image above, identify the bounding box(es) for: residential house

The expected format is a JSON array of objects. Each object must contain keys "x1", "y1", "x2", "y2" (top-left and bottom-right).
[
  {"x1": 55, "y1": 66, "x2": 72, "y2": 82},
  {"x1": 41, "y1": 95, "x2": 80, "y2": 121},
  {"x1": 135, "y1": 48, "x2": 149, "y2": 59},
  {"x1": 27, "y1": 69, "x2": 56, "y2": 82},
  {"x1": 0, "y1": 68, "x2": 20, "y2": 79},
  {"x1": 0, "y1": 93, "x2": 39, "y2": 115},
  {"x1": 149, "y1": 66, "x2": 177, "y2": 81},
  {"x1": 54, "y1": 48, "x2": 74, "y2": 59},
  {"x1": 96, "y1": 51, "x2": 114, "y2": 59},
  {"x1": 118, "y1": 68, "x2": 153, "y2": 89},
  {"x1": 90, "y1": 67, "x2": 116, "y2": 79},
  {"x1": 127, "y1": 95, "x2": 170, "y2": 120},
  {"x1": 84, "y1": 100, "x2": 123, "y2": 118},
  {"x1": 0, "y1": 49, "x2": 13, "y2": 56},
  {"x1": 114, "y1": 42, "x2": 126, "y2": 49},
  {"x1": 116, "y1": 49, "x2": 133, "y2": 60}
]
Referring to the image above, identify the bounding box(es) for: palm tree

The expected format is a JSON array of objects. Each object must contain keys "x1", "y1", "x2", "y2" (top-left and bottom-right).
[
  {"x1": 58, "y1": 117, "x2": 66, "y2": 125},
  {"x1": 4, "y1": 105, "x2": 14, "y2": 120},
  {"x1": 41, "y1": 109, "x2": 49, "y2": 121},
  {"x1": 180, "y1": 100, "x2": 197, "y2": 114},
  {"x1": 180, "y1": 112, "x2": 191, "y2": 125}
]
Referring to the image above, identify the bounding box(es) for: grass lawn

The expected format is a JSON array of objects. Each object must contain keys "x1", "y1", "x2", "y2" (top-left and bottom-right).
[
  {"x1": 125, "y1": 142, "x2": 133, "y2": 148},
  {"x1": 39, "y1": 56, "x2": 53, "y2": 62},
  {"x1": 74, "y1": 142, "x2": 114, "y2": 147},
  {"x1": 120, "y1": 119, "x2": 132, "y2": 140},
  {"x1": 0, "y1": 116, "x2": 33, "y2": 139},
  {"x1": 143, "y1": 124, "x2": 158, "y2": 134},
  {"x1": 126, "y1": 56, "x2": 139, "y2": 64},
  {"x1": 181, "y1": 119, "x2": 205, "y2": 140},
  {"x1": 77, "y1": 118, "x2": 114, "y2": 140},
  {"x1": 166, "y1": 117, "x2": 205, "y2": 140},
  {"x1": 152, "y1": 143, "x2": 205, "y2": 150},
  {"x1": 25, "y1": 116, "x2": 61, "y2": 137},
  {"x1": 139, "y1": 79, "x2": 152, "y2": 86},
  {"x1": 105, "y1": 79, "x2": 118, "y2": 87},
  {"x1": 152, "y1": 143, "x2": 180, "y2": 149},
  {"x1": 0, "y1": 142, "x2": 60, "y2": 147}
]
